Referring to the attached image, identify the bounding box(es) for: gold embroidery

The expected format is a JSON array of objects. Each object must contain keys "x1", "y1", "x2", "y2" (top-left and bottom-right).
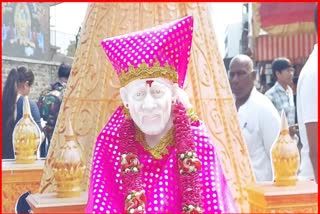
[
  {"x1": 119, "y1": 61, "x2": 178, "y2": 87},
  {"x1": 135, "y1": 126, "x2": 175, "y2": 159}
]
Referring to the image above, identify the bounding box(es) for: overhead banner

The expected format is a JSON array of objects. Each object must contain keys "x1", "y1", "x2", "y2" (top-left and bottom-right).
[{"x1": 252, "y1": 3, "x2": 316, "y2": 36}]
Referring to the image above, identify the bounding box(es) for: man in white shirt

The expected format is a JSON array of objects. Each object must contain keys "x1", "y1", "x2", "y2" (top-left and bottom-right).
[
  {"x1": 229, "y1": 54, "x2": 280, "y2": 181},
  {"x1": 296, "y1": 3, "x2": 318, "y2": 182}
]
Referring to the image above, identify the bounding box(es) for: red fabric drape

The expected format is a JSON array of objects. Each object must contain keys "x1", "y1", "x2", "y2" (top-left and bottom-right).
[
  {"x1": 253, "y1": 2, "x2": 316, "y2": 36},
  {"x1": 255, "y1": 32, "x2": 317, "y2": 63},
  {"x1": 259, "y1": 3, "x2": 314, "y2": 28}
]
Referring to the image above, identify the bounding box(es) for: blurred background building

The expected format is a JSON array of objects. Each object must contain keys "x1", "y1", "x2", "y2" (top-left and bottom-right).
[{"x1": 223, "y1": 22, "x2": 242, "y2": 71}]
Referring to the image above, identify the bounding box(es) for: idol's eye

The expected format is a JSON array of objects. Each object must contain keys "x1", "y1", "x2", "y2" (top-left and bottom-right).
[
  {"x1": 134, "y1": 90, "x2": 146, "y2": 100},
  {"x1": 151, "y1": 88, "x2": 164, "y2": 97}
]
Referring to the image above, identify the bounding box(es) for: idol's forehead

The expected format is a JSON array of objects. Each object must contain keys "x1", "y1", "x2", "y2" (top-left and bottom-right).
[{"x1": 124, "y1": 78, "x2": 173, "y2": 89}]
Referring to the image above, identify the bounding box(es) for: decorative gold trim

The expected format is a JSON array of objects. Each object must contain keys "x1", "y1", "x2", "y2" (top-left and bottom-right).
[
  {"x1": 135, "y1": 126, "x2": 175, "y2": 159},
  {"x1": 119, "y1": 61, "x2": 178, "y2": 87},
  {"x1": 264, "y1": 22, "x2": 315, "y2": 36}
]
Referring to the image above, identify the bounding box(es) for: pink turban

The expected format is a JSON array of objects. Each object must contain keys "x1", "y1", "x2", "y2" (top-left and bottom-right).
[{"x1": 101, "y1": 16, "x2": 193, "y2": 88}]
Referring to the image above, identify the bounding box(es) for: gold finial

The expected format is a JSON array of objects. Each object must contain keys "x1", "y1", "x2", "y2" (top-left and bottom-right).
[
  {"x1": 52, "y1": 115, "x2": 86, "y2": 198},
  {"x1": 13, "y1": 96, "x2": 41, "y2": 164},
  {"x1": 280, "y1": 109, "x2": 290, "y2": 135},
  {"x1": 65, "y1": 116, "x2": 76, "y2": 142},
  {"x1": 271, "y1": 111, "x2": 300, "y2": 186},
  {"x1": 22, "y1": 95, "x2": 31, "y2": 117}
]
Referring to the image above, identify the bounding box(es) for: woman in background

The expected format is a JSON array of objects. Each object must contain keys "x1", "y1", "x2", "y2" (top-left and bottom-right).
[{"x1": 2, "y1": 66, "x2": 43, "y2": 159}]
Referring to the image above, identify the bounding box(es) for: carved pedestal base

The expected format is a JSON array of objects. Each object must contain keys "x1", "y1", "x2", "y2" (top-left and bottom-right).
[
  {"x1": 246, "y1": 180, "x2": 318, "y2": 213},
  {"x1": 26, "y1": 191, "x2": 87, "y2": 213},
  {"x1": 2, "y1": 159, "x2": 45, "y2": 213}
]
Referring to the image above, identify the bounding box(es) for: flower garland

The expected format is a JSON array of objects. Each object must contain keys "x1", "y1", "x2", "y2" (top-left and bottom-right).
[
  {"x1": 119, "y1": 118, "x2": 145, "y2": 213},
  {"x1": 119, "y1": 102, "x2": 203, "y2": 213},
  {"x1": 173, "y1": 102, "x2": 203, "y2": 214}
]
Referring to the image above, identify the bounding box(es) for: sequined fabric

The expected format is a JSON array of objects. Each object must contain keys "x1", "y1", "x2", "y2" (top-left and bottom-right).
[
  {"x1": 101, "y1": 16, "x2": 193, "y2": 87},
  {"x1": 86, "y1": 107, "x2": 238, "y2": 213}
]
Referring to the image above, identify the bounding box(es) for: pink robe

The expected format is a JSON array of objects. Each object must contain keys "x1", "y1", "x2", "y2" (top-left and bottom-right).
[{"x1": 86, "y1": 107, "x2": 238, "y2": 213}]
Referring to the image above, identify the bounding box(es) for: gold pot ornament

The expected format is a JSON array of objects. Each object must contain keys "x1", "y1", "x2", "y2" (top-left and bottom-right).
[
  {"x1": 271, "y1": 111, "x2": 300, "y2": 186},
  {"x1": 12, "y1": 96, "x2": 41, "y2": 164},
  {"x1": 52, "y1": 117, "x2": 86, "y2": 198}
]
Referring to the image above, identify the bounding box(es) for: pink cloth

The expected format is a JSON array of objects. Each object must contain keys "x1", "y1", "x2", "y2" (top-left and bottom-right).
[
  {"x1": 86, "y1": 107, "x2": 238, "y2": 213},
  {"x1": 101, "y1": 16, "x2": 193, "y2": 87}
]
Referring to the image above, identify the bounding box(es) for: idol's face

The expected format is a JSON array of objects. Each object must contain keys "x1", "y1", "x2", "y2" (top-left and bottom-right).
[{"x1": 120, "y1": 78, "x2": 173, "y2": 135}]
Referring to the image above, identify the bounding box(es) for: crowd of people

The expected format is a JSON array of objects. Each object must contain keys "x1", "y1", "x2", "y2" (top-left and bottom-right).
[
  {"x1": 229, "y1": 3, "x2": 318, "y2": 183},
  {"x1": 2, "y1": 63, "x2": 71, "y2": 159}
]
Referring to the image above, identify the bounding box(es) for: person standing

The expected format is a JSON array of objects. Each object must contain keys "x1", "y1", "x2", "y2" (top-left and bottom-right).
[
  {"x1": 265, "y1": 58, "x2": 297, "y2": 138},
  {"x1": 296, "y1": 3, "x2": 318, "y2": 182},
  {"x1": 229, "y1": 54, "x2": 280, "y2": 182},
  {"x1": 2, "y1": 66, "x2": 43, "y2": 159},
  {"x1": 37, "y1": 63, "x2": 71, "y2": 155}
]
